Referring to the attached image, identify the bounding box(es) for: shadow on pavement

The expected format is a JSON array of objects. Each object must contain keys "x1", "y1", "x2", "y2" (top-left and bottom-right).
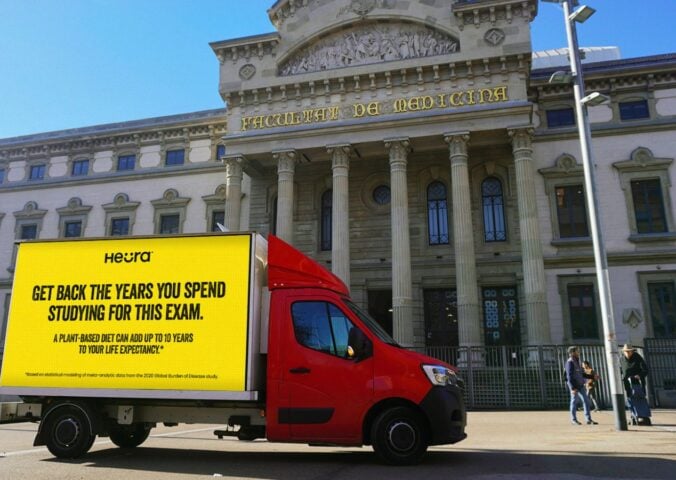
[{"x1": 42, "y1": 446, "x2": 676, "y2": 479}]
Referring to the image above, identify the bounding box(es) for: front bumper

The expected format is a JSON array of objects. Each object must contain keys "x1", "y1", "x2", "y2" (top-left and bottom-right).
[{"x1": 419, "y1": 385, "x2": 467, "y2": 445}]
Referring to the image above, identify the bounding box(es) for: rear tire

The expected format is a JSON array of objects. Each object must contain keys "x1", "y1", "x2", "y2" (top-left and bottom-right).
[
  {"x1": 371, "y1": 406, "x2": 428, "y2": 466},
  {"x1": 109, "y1": 424, "x2": 151, "y2": 448},
  {"x1": 43, "y1": 405, "x2": 95, "y2": 459}
]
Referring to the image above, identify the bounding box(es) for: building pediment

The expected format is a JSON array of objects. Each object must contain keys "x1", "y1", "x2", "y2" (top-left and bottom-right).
[{"x1": 278, "y1": 21, "x2": 460, "y2": 76}]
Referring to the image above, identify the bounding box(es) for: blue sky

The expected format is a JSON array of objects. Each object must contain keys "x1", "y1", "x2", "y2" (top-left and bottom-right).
[{"x1": 1, "y1": 0, "x2": 675, "y2": 139}]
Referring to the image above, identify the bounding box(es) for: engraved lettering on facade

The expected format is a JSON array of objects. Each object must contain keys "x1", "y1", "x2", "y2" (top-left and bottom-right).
[{"x1": 240, "y1": 87, "x2": 510, "y2": 131}]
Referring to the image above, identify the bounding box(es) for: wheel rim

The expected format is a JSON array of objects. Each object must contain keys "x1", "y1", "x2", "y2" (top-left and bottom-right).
[
  {"x1": 387, "y1": 420, "x2": 417, "y2": 453},
  {"x1": 54, "y1": 418, "x2": 80, "y2": 447}
]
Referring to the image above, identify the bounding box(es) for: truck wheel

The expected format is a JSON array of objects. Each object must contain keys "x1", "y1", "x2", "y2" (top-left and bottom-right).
[
  {"x1": 109, "y1": 424, "x2": 152, "y2": 448},
  {"x1": 371, "y1": 407, "x2": 428, "y2": 466},
  {"x1": 44, "y1": 406, "x2": 95, "y2": 458}
]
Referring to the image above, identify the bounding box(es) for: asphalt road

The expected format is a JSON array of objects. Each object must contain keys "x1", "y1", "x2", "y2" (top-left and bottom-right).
[{"x1": 1, "y1": 410, "x2": 675, "y2": 480}]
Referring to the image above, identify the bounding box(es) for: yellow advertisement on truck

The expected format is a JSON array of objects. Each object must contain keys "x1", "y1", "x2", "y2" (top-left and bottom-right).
[{"x1": 0, "y1": 234, "x2": 256, "y2": 393}]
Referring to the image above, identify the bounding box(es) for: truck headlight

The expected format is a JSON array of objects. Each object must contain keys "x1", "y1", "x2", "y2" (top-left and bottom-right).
[{"x1": 422, "y1": 364, "x2": 459, "y2": 387}]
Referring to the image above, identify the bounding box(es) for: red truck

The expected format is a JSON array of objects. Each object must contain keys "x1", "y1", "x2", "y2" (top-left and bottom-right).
[{"x1": 0, "y1": 232, "x2": 466, "y2": 465}]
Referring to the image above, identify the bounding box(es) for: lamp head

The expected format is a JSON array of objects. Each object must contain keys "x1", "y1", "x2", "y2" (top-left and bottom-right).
[
  {"x1": 541, "y1": 0, "x2": 580, "y2": 4},
  {"x1": 548, "y1": 70, "x2": 574, "y2": 84},
  {"x1": 569, "y1": 5, "x2": 596, "y2": 23},
  {"x1": 581, "y1": 92, "x2": 609, "y2": 107}
]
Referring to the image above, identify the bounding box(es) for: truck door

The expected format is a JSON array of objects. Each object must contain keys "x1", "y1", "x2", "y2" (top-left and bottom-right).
[{"x1": 281, "y1": 298, "x2": 374, "y2": 443}]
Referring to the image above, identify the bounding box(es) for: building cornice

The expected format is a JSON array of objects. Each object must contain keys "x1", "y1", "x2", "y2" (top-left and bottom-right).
[
  {"x1": 0, "y1": 109, "x2": 225, "y2": 145},
  {"x1": 210, "y1": 33, "x2": 281, "y2": 65},
  {"x1": 0, "y1": 110, "x2": 227, "y2": 162},
  {"x1": 225, "y1": 53, "x2": 529, "y2": 109},
  {"x1": 452, "y1": 0, "x2": 538, "y2": 30}
]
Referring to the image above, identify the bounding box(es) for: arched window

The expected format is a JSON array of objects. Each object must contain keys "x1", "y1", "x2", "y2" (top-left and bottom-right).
[
  {"x1": 427, "y1": 181, "x2": 449, "y2": 245},
  {"x1": 482, "y1": 177, "x2": 506, "y2": 242},
  {"x1": 321, "y1": 189, "x2": 332, "y2": 251}
]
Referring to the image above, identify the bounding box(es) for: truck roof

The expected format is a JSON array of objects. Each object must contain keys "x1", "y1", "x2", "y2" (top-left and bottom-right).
[{"x1": 267, "y1": 235, "x2": 348, "y2": 296}]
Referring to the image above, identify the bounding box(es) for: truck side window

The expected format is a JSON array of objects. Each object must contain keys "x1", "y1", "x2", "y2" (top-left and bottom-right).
[{"x1": 291, "y1": 301, "x2": 355, "y2": 358}]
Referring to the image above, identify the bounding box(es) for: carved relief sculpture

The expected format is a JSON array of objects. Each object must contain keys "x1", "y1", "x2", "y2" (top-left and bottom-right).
[{"x1": 279, "y1": 23, "x2": 460, "y2": 76}]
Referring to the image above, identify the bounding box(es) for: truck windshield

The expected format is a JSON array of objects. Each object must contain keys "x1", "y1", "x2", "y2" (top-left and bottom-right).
[{"x1": 343, "y1": 299, "x2": 399, "y2": 346}]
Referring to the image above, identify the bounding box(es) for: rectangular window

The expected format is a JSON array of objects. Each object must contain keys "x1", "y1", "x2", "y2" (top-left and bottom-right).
[
  {"x1": 0, "y1": 168, "x2": 5, "y2": 184},
  {"x1": 159, "y1": 214, "x2": 180, "y2": 234},
  {"x1": 165, "y1": 149, "x2": 185, "y2": 166},
  {"x1": 216, "y1": 145, "x2": 225, "y2": 159},
  {"x1": 64, "y1": 221, "x2": 82, "y2": 238},
  {"x1": 71, "y1": 159, "x2": 89, "y2": 176},
  {"x1": 211, "y1": 210, "x2": 225, "y2": 232},
  {"x1": 546, "y1": 107, "x2": 576, "y2": 128},
  {"x1": 20, "y1": 224, "x2": 38, "y2": 240},
  {"x1": 568, "y1": 284, "x2": 599, "y2": 340},
  {"x1": 555, "y1": 185, "x2": 589, "y2": 238},
  {"x1": 117, "y1": 154, "x2": 136, "y2": 171},
  {"x1": 619, "y1": 100, "x2": 649, "y2": 121},
  {"x1": 29, "y1": 164, "x2": 45, "y2": 180},
  {"x1": 648, "y1": 282, "x2": 676, "y2": 339},
  {"x1": 110, "y1": 217, "x2": 130, "y2": 236},
  {"x1": 631, "y1": 179, "x2": 667, "y2": 234}
]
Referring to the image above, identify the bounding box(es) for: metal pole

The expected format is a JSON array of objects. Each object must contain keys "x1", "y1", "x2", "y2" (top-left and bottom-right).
[{"x1": 560, "y1": 0, "x2": 627, "y2": 431}]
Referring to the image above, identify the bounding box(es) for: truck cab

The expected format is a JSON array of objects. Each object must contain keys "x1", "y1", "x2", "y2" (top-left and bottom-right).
[{"x1": 264, "y1": 235, "x2": 466, "y2": 464}]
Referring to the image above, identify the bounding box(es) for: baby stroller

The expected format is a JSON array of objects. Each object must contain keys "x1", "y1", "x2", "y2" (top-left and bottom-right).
[{"x1": 627, "y1": 378, "x2": 652, "y2": 426}]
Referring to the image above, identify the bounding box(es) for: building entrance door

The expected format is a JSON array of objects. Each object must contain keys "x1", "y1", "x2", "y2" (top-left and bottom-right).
[
  {"x1": 367, "y1": 289, "x2": 393, "y2": 337},
  {"x1": 482, "y1": 286, "x2": 520, "y2": 346},
  {"x1": 423, "y1": 289, "x2": 458, "y2": 347}
]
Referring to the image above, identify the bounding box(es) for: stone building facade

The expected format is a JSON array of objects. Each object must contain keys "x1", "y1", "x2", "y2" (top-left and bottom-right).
[{"x1": 1, "y1": 0, "x2": 675, "y2": 354}]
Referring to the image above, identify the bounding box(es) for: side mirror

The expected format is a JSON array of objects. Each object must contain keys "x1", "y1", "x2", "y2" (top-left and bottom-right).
[{"x1": 347, "y1": 327, "x2": 372, "y2": 362}]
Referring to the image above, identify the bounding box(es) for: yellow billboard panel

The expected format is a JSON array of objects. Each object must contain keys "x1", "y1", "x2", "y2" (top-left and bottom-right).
[{"x1": 0, "y1": 234, "x2": 253, "y2": 392}]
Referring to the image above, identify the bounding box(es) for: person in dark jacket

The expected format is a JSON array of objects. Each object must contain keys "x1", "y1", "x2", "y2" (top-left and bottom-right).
[
  {"x1": 565, "y1": 346, "x2": 598, "y2": 425},
  {"x1": 620, "y1": 344, "x2": 649, "y2": 398}
]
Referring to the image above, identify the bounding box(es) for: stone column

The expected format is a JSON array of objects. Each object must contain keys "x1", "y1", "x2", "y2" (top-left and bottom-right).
[
  {"x1": 385, "y1": 138, "x2": 414, "y2": 348},
  {"x1": 445, "y1": 132, "x2": 482, "y2": 347},
  {"x1": 327, "y1": 144, "x2": 351, "y2": 288},
  {"x1": 509, "y1": 127, "x2": 551, "y2": 345},
  {"x1": 224, "y1": 155, "x2": 244, "y2": 231},
  {"x1": 273, "y1": 149, "x2": 297, "y2": 244}
]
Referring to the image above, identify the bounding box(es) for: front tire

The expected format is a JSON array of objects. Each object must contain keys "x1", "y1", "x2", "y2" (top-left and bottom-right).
[
  {"x1": 43, "y1": 406, "x2": 95, "y2": 458},
  {"x1": 109, "y1": 423, "x2": 152, "y2": 448},
  {"x1": 371, "y1": 406, "x2": 428, "y2": 466}
]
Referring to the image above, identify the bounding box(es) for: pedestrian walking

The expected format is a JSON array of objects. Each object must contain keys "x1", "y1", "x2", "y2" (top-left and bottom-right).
[{"x1": 565, "y1": 346, "x2": 598, "y2": 425}]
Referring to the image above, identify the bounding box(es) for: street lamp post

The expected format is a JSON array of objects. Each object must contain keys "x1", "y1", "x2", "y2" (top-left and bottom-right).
[{"x1": 543, "y1": 0, "x2": 628, "y2": 431}]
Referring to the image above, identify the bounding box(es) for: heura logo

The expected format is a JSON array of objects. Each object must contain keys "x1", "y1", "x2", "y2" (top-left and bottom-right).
[{"x1": 104, "y1": 251, "x2": 153, "y2": 264}]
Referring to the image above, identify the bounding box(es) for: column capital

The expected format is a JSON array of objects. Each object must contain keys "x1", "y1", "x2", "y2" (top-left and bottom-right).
[
  {"x1": 443, "y1": 131, "x2": 471, "y2": 144},
  {"x1": 273, "y1": 149, "x2": 298, "y2": 174},
  {"x1": 508, "y1": 126, "x2": 535, "y2": 152},
  {"x1": 384, "y1": 137, "x2": 410, "y2": 166},
  {"x1": 223, "y1": 154, "x2": 246, "y2": 177},
  {"x1": 327, "y1": 144, "x2": 352, "y2": 170},
  {"x1": 444, "y1": 132, "x2": 470, "y2": 159}
]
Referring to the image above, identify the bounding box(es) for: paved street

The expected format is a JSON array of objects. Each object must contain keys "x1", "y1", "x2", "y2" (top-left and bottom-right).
[{"x1": 0, "y1": 409, "x2": 674, "y2": 480}]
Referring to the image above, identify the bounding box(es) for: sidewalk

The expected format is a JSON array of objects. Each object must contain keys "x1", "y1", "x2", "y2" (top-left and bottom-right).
[
  {"x1": 459, "y1": 408, "x2": 676, "y2": 455},
  {"x1": 429, "y1": 409, "x2": 676, "y2": 479}
]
